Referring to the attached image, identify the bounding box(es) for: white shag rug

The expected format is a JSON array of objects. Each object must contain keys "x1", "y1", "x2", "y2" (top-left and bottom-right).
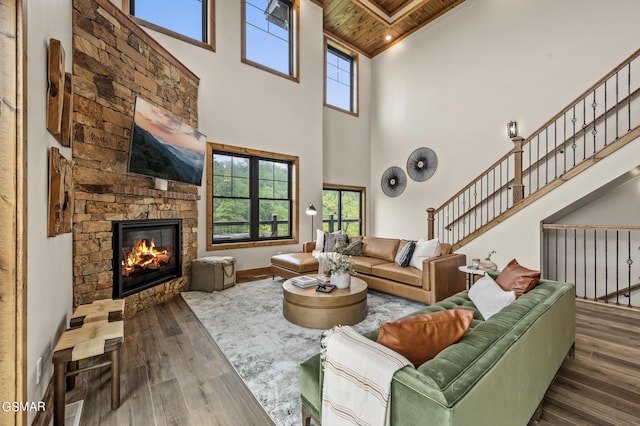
[{"x1": 181, "y1": 279, "x2": 425, "y2": 426}]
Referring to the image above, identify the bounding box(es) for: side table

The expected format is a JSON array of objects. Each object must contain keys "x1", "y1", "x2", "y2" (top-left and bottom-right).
[{"x1": 458, "y1": 266, "x2": 486, "y2": 289}]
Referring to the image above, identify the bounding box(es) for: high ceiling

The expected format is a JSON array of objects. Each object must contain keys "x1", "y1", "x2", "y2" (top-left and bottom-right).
[{"x1": 313, "y1": 0, "x2": 465, "y2": 57}]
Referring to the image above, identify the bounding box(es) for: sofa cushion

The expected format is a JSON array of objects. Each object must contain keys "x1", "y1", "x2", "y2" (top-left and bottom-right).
[
  {"x1": 350, "y1": 256, "x2": 388, "y2": 274},
  {"x1": 362, "y1": 237, "x2": 401, "y2": 262},
  {"x1": 341, "y1": 239, "x2": 363, "y2": 256},
  {"x1": 395, "y1": 240, "x2": 416, "y2": 267},
  {"x1": 496, "y1": 258, "x2": 541, "y2": 297},
  {"x1": 324, "y1": 230, "x2": 348, "y2": 253},
  {"x1": 409, "y1": 238, "x2": 441, "y2": 270},
  {"x1": 468, "y1": 274, "x2": 516, "y2": 320},
  {"x1": 315, "y1": 229, "x2": 325, "y2": 251},
  {"x1": 270, "y1": 253, "x2": 318, "y2": 273},
  {"x1": 371, "y1": 263, "x2": 422, "y2": 287},
  {"x1": 376, "y1": 309, "x2": 475, "y2": 367}
]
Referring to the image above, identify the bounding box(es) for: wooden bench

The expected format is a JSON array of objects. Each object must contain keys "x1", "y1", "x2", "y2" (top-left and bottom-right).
[{"x1": 52, "y1": 299, "x2": 125, "y2": 426}]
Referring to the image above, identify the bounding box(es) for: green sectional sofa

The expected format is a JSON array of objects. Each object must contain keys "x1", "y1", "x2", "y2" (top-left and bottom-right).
[{"x1": 298, "y1": 278, "x2": 575, "y2": 426}]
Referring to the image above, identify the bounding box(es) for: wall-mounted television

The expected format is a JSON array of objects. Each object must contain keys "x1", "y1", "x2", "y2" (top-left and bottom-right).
[{"x1": 128, "y1": 96, "x2": 206, "y2": 186}]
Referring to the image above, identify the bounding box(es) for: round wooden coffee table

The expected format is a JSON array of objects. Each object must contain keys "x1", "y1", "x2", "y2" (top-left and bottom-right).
[{"x1": 282, "y1": 276, "x2": 367, "y2": 329}]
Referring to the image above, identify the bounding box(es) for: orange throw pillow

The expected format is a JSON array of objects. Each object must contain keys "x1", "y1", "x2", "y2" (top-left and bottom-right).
[
  {"x1": 496, "y1": 258, "x2": 541, "y2": 298},
  {"x1": 376, "y1": 309, "x2": 475, "y2": 367}
]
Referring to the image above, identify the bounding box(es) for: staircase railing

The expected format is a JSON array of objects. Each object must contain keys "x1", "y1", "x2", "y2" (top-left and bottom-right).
[
  {"x1": 542, "y1": 224, "x2": 640, "y2": 308},
  {"x1": 427, "y1": 48, "x2": 640, "y2": 249}
]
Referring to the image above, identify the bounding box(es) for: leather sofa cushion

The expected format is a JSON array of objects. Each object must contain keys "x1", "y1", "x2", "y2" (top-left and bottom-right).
[
  {"x1": 350, "y1": 256, "x2": 388, "y2": 274},
  {"x1": 376, "y1": 309, "x2": 475, "y2": 367},
  {"x1": 270, "y1": 253, "x2": 318, "y2": 273},
  {"x1": 362, "y1": 237, "x2": 401, "y2": 262},
  {"x1": 496, "y1": 258, "x2": 541, "y2": 297},
  {"x1": 371, "y1": 263, "x2": 422, "y2": 287}
]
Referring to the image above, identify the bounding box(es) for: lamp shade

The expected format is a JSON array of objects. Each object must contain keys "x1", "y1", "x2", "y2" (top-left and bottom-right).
[
  {"x1": 305, "y1": 204, "x2": 317, "y2": 216},
  {"x1": 507, "y1": 121, "x2": 518, "y2": 138}
]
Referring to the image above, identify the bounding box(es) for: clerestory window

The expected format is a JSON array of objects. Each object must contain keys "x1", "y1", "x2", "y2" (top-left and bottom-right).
[
  {"x1": 126, "y1": 0, "x2": 214, "y2": 50},
  {"x1": 242, "y1": 0, "x2": 298, "y2": 81},
  {"x1": 325, "y1": 40, "x2": 358, "y2": 115}
]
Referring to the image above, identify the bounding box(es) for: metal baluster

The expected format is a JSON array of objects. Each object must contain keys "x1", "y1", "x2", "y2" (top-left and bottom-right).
[
  {"x1": 474, "y1": 182, "x2": 477, "y2": 232},
  {"x1": 593, "y1": 229, "x2": 597, "y2": 301},
  {"x1": 583, "y1": 229, "x2": 587, "y2": 299},
  {"x1": 605, "y1": 230, "x2": 608, "y2": 303},
  {"x1": 592, "y1": 89, "x2": 597, "y2": 154},
  {"x1": 563, "y1": 114, "x2": 567, "y2": 174},
  {"x1": 572, "y1": 105, "x2": 577, "y2": 167},
  {"x1": 564, "y1": 228, "x2": 568, "y2": 283},
  {"x1": 545, "y1": 129, "x2": 549, "y2": 184},
  {"x1": 492, "y1": 167, "x2": 496, "y2": 219},
  {"x1": 627, "y1": 231, "x2": 632, "y2": 307},
  {"x1": 528, "y1": 140, "x2": 532, "y2": 196},
  {"x1": 616, "y1": 230, "x2": 620, "y2": 305},
  {"x1": 628, "y1": 63, "x2": 632, "y2": 132},
  {"x1": 604, "y1": 78, "x2": 608, "y2": 145},
  {"x1": 554, "y1": 121, "x2": 558, "y2": 179},
  {"x1": 536, "y1": 135, "x2": 540, "y2": 191},
  {"x1": 485, "y1": 174, "x2": 489, "y2": 222},
  {"x1": 499, "y1": 162, "x2": 503, "y2": 213},
  {"x1": 615, "y1": 72, "x2": 619, "y2": 139},
  {"x1": 582, "y1": 97, "x2": 587, "y2": 160}
]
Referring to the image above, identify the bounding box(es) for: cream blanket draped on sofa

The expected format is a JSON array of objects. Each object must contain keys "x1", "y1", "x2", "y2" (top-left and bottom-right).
[{"x1": 321, "y1": 326, "x2": 412, "y2": 426}]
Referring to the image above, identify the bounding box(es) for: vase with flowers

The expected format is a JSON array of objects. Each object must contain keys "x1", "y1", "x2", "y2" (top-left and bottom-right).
[
  {"x1": 479, "y1": 250, "x2": 498, "y2": 271},
  {"x1": 327, "y1": 252, "x2": 356, "y2": 289}
]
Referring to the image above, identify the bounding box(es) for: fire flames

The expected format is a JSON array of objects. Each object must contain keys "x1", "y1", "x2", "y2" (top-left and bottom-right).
[{"x1": 122, "y1": 238, "x2": 171, "y2": 275}]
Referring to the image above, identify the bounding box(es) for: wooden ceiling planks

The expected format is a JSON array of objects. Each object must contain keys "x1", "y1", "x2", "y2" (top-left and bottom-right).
[{"x1": 321, "y1": 0, "x2": 464, "y2": 57}]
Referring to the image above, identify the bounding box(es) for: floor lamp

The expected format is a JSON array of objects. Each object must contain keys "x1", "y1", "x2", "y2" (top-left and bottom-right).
[{"x1": 305, "y1": 204, "x2": 317, "y2": 240}]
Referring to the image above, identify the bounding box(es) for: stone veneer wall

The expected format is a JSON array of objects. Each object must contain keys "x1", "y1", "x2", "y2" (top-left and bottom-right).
[{"x1": 71, "y1": 0, "x2": 200, "y2": 316}]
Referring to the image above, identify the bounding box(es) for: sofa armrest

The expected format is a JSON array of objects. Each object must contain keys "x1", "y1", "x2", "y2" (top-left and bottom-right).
[
  {"x1": 422, "y1": 253, "x2": 466, "y2": 302},
  {"x1": 302, "y1": 241, "x2": 316, "y2": 253}
]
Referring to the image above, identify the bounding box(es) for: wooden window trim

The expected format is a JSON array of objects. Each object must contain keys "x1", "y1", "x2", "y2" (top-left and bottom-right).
[
  {"x1": 206, "y1": 143, "x2": 299, "y2": 251},
  {"x1": 241, "y1": 0, "x2": 300, "y2": 83},
  {"x1": 323, "y1": 183, "x2": 366, "y2": 236},
  {"x1": 122, "y1": 0, "x2": 215, "y2": 52},
  {"x1": 324, "y1": 37, "x2": 359, "y2": 116}
]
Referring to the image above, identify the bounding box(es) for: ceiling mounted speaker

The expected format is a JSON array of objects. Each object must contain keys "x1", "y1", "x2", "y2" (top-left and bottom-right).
[
  {"x1": 406, "y1": 147, "x2": 438, "y2": 182},
  {"x1": 381, "y1": 166, "x2": 407, "y2": 197}
]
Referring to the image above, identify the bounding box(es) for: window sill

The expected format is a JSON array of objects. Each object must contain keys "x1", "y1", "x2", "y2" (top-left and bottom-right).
[
  {"x1": 207, "y1": 238, "x2": 299, "y2": 251},
  {"x1": 130, "y1": 16, "x2": 215, "y2": 52},
  {"x1": 241, "y1": 58, "x2": 299, "y2": 83},
  {"x1": 324, "y1": 103, "x2": 359, "y2": 117}
]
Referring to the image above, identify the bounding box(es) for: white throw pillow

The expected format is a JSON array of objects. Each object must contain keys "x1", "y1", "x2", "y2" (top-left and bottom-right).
[
  {"x1": 315, "y1": 229, "x2": 325, "y2": 251},
  {"x1": 409, "y1": 238, "x2": 441, "y2": 271},
  {"x1": 468, "y1": 274, "x2": 516, "y2": 320}
]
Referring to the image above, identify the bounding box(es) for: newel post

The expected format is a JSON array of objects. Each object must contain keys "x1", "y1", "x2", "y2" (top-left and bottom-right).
[
  {"x1": 427, "y1": 208, "x2": 435, "y2": 240},
  {"x1": 511, "y1": 136, "x2": 525, "y2": 203}
]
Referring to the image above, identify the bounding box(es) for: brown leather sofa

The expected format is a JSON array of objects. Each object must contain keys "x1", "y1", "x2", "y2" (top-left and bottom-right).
[{"x1": 270, "y1": 236, "x2": 467, "y2": 305}]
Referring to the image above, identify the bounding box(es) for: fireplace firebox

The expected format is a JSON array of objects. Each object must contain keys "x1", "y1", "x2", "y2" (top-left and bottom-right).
[{"x1": 112, "y1": 219, "x2": 182, "y2": 298}]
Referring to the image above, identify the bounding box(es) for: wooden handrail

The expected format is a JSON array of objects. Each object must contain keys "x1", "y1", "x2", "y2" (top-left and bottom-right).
[
  {"x1": 542, "y1": 224, "x2": 640, "y2": 232},
  {"x1": 521, "y1": 47, "x2": 640, "y2": 149}
]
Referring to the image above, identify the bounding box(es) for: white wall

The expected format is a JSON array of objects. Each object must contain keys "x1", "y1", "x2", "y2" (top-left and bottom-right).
[
  {"x1": 552, "y1": 171, "x2": 640, "y2": 226},
  {"x1": 26, "y1": 0, "x2": 74, "y2": 421},
  {"x1": 139, "y1": 1, "x2": 327, "y2": 270},
  {"x1": 370, "y1": 0, "x2": 640, "y2": 241},
  {"x1": 323, "y1": 56, "x2": 373, "y2": 234}
]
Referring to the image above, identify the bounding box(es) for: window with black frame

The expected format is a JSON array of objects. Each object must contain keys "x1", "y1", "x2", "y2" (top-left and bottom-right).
[
  {"x1": 210, "y1": 147, "x2": 296, "y2": 245},
  {"x1": 243, "y1": 0, "x2": 297, "y2": 78},
  {"x1": 322, "y1": 186, "x2": 364, "y2": 237},
  {"x1": 128, "y1": 0, "x2": 212, "y2": 47},
  {"x1": 325, "y1": 44, "x2": 356, "y2": 113}
]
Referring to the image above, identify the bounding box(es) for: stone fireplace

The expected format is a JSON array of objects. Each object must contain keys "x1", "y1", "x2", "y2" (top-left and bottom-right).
[{"x1": 71, "y1": 0, "x2": 201, "y2": 316}]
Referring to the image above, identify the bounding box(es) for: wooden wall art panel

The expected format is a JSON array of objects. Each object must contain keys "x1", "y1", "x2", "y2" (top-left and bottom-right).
[
  {"x1": 48, "y1": 147, "x2": 74, "y2": 237},
  {"x1": 60, "y1": 72, "x2": 74, "y2": 147},
  {"x1": 47, "y1": 38, "x2": 65, "y2": 140}
]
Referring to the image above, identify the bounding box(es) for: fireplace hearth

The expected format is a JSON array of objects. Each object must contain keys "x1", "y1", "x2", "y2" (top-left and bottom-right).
[{"x1": 112, "y1": 219, "x2": 182, "y2": 298}]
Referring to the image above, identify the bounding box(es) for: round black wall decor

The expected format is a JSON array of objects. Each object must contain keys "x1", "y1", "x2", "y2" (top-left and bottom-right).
[
  {"x1": 406, "y1": 147, "x2": 438, "y2": 182},
  {"x1": 381, "y1": 166, "x2": 407, "y2": 197}
]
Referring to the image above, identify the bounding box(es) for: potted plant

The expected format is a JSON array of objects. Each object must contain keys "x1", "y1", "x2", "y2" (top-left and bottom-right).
[{"x1": 327, "y1": 252, "x2": 356, "y2": 289}]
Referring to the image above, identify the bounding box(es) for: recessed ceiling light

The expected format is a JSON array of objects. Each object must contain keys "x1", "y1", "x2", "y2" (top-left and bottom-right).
[{"x1": 385, "y1": 35, "x2": 392, "y2": 41}]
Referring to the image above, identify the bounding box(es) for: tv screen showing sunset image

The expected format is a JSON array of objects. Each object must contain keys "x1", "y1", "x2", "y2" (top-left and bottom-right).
[{"x1": 128, "y1": 97, "x2": 206, "y2": 186}]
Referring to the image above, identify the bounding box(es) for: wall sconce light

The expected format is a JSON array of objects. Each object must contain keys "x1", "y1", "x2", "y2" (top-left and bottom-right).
[
  {"x1": 305, "y1": 203, "x2": 317, "y2": 240},
  {"x1": 507, "y1": 121, "x2": 518, "y2": 138}
]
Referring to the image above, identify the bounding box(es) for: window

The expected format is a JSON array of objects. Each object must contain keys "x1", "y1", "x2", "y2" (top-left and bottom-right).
[
  {"x1": 322, "y1": 185, "x2": 365, "y2": 237},
  {"x1": 126, "y1": 0, "x2": 214, "y2": 50},
  {"x1": 325, "y1": 40, "x2": 358, "y2": 114},
  {"x1": 242, "y1": 0, "x2": 298, "y2": 80},
  {"x1": 207, "y1": 143, "x2": 299, "y2": 249}
]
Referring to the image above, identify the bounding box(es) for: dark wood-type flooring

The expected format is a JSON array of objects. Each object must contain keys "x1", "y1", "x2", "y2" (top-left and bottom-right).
[{"x1": 66, "y1": 285, "x2": 639, "y2": 426}]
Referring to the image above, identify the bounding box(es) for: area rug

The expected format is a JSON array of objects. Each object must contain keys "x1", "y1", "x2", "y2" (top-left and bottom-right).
[{"x1": 181, "y1": 279, "x2": 425, "y2": 426}]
